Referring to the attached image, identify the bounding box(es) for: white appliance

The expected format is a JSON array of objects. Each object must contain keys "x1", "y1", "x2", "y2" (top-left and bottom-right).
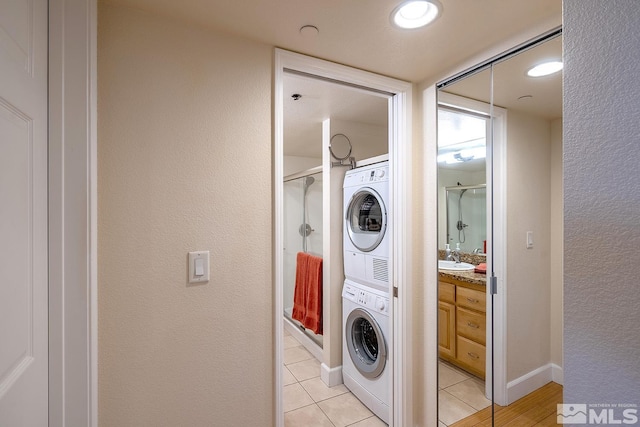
[
  {"x1": 342, "y1": 279, "x2": 390, "y2": 424},
  {"x1": 343, "y1": 161, "x2": 390, "y2": 292}
]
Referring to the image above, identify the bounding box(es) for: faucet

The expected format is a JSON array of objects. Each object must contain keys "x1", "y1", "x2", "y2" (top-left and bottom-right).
[{"x1": 450, "y1": 250, "x2": 461, "y2": 263}]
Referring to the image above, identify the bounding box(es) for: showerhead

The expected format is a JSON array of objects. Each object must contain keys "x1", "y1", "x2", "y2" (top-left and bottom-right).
[{"x1": 303, "y1": 176, "x2": 315, "y2": 190}]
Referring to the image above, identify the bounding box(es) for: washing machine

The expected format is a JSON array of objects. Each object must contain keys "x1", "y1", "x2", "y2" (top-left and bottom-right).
[
  {"x1": 342, "y1": 279, "x2": 390, "y2": 424},
  {"x1": 343, "y1": 161, "x2": 390, "y2": 292}
]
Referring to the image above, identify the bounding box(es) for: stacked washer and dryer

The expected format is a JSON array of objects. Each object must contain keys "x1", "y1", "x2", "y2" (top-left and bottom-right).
[{"x1": 342, "y1": 161, "x2": 391, "y2": 424}]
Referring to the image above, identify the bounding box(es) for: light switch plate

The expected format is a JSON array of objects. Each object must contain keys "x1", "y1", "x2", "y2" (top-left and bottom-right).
[
  {"x1": 188, "y1": 251, "x2": 210, "y2": 283},
  {"x1": 526, "y1": 231, "x2": 534, "y2": 249}
]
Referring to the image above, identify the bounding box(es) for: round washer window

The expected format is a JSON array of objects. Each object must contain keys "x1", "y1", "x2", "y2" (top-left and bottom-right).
[
  {"x1": 345, "y1": 188, "x2": 387, "y2": 252},
  {"x1": 345, "y1": 308, "x2": 386, "y2": 378}
]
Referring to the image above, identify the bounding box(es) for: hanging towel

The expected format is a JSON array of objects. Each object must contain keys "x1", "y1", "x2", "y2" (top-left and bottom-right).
[{"x1": 291, "y1": 252, "x2": 323, "y2": 335}]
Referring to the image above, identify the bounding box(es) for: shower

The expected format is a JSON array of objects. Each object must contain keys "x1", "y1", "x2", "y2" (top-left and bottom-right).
[
  {"x1": 445, "y1": 184, "x2": 485, "y2": 251},
  {"x1": 456, "y1": 188, "x2": 468, "y2": 243},
  {"x1": 299, "y1": 175, "x2": 315, "y2": 253},
  {"x1": 283, "y1": 169, "x2": 323, "y2": 348}
]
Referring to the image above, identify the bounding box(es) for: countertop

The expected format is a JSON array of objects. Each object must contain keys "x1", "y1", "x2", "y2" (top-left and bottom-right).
[
  {"x1": 437, "y1": 250, "x2": 487, "y2": 286},
  {"x1": 438, "y1": 269, "x2": 486, "y2": 286}
]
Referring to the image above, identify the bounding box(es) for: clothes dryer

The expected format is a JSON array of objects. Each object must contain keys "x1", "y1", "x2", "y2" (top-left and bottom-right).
[
  {"x1": 343, "y1": 161, "x2": 390, "y2": 292},
  {"x1": 342, "y1": 279, "x2": 390, "y2": 424}
]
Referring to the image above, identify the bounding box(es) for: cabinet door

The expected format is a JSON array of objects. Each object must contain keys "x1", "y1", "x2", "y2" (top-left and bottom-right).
[{"x1": 438, "y1": 301, "x2": 456, "y2": 358}]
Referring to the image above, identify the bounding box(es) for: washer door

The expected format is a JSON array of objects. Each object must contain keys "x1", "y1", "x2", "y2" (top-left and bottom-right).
[
  {"x1": 345, "y1": 188, "x2": 387, "y2": 252},
  {"x1": 345, "y1": 307, "x2": 387, "y2": 378}
]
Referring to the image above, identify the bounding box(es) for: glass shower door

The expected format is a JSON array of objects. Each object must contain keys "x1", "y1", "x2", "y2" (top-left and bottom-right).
[{"x1": 283, "y1": 171, "x2": 323, "y2": 346}]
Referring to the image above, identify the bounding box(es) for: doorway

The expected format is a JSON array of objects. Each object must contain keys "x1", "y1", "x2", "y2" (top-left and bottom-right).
[{"x1": 274, "y1": 49, "x2": 413, "y2": 427}]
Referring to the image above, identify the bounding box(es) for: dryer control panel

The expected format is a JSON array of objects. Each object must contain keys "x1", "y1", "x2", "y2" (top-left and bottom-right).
[{"x1": 343, "y1": 162, "x2": 389, "y2": 188}]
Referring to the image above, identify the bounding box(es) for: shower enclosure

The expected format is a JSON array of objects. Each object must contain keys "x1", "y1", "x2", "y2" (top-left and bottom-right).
[
  {"x1": 283, "y1": 168, "x2": 323, "y2": 348},
  {"x1": 445, "y1": 184, "x2": 486, "y2": 253}
]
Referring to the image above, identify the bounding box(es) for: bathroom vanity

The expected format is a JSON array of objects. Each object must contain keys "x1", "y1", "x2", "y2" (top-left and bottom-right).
[{"x1": 438, "y1": 269, "x2": 487, "y2": 379}]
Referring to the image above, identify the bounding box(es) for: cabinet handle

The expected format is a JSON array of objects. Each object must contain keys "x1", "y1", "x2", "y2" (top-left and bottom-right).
[
  {"x1": 468, "y1": 352, "x2": 479, "y2": 359},
  {"x1": 466, "y1": 297, "x2": 479, "y2": 303},
  {"x1": 467, "y1": 322, "x2": 479, "y2": 329}
]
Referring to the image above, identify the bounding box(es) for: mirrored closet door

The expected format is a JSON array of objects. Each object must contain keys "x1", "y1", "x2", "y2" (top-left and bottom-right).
[{"x1": 435, "y1": 30, "x2": 564, "y2": 426}]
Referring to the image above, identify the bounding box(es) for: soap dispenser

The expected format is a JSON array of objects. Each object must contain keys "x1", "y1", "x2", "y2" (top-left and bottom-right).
[
  {"x1": 455, "y1": 242, "x2": 461, "y2": 252},
  {"x1": 445, "y1": 244, "x2": 452, "y2": 260}
]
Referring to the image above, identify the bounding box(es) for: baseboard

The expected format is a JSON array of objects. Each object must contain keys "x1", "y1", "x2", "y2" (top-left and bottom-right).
[
  {"x1": 321, "y1": 363, "x2": 343, "y2": 387},
  {"x1": 551, "y1": 363, "x2": 563, "y2": 385},
  {"x1": 506, "y1": 363, "x2": 555, "y2": 404}
]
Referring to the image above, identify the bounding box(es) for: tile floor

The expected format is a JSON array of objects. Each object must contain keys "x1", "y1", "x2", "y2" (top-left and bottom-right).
[
  {"x1": 283, "y1": 328, "x2": 387, "y2": 427},
  {"x1": 283, "y1": 328, "x2": 488, "y2": 427},
  {"x1": 438, "y1": 360, "x2": 491, "y2": 426}
]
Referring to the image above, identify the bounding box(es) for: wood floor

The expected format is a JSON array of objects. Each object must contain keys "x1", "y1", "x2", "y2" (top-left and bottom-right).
[{"x1": 450, "y1": 382, "x2": 563, "y2": 427}]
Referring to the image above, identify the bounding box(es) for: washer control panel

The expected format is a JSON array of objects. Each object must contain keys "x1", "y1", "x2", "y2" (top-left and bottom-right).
[{"x1": 343, "y1": 282, "x2": 390, "y2": 315}]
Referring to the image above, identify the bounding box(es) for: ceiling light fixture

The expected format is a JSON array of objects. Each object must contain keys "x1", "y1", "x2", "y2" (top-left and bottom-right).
[
  {"x1": 527, "y1": 61, "x2": 563, "y2": 77},
  {"x1": 391, "y1": 0, "x2": 441, "y2": 30}
]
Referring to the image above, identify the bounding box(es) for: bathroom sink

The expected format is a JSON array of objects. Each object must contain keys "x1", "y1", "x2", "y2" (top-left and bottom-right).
[{"x1": 438, "y1": 260, "x2": 475, "y2": 271}]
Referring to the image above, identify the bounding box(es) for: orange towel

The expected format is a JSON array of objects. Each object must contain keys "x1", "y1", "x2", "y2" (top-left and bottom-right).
[
  {"x1": 291, "y1": 252, "x2": 323, "y2": 335},
  {"x1": 474, "y1": 262, "x2": 487, "y2": 274}
]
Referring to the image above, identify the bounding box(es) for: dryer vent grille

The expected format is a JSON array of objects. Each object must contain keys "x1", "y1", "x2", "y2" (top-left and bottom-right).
[{"x1": 372, "y1": 258, "x2": 389, "y2": 283}]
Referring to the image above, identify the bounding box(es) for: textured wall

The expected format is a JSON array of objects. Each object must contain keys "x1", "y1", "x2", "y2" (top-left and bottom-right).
[
  {"x1": 98, "y1": 4, "x2": 273, "y2": 426},
  {"x1": 564, "y1": 0, "x2": 640, "y2": 405}
]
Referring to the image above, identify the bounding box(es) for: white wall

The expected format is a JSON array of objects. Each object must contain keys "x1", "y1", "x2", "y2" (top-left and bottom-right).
[
  {"x1": 563, "y1": 0, "x2": 640, "y2": 405},
  {"x1": 98, "y1": 5, "x2": 273, "y2": 425},
  {"x1": 506, "y1": 110, "x2": 552, "y2": 382},
  {"x1": 331, "y1": 119, "x2": 388, "y2": 162},
  {"x1": 549, "y1": 118, "x2": 563, "y2": 370},
  {"x1": 284, "y1": 155, "x2": 321, "y2": 177}
]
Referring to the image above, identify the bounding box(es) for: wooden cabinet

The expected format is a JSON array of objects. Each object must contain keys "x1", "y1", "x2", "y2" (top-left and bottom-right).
[
  {"x1": 438, "y1": 276, "x2": 486, "y2": 379},
  {"x1": 438, "y1": 282, "x2": 456, "y2": 358}
]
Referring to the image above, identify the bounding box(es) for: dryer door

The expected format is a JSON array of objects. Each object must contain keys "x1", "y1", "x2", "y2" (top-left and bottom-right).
[
  {"x1": 345, "y1": 307, "x2": 387, "y2": 378},
  {"x1": 345, "y1": 188, "x2": 387, "y2": 252}
]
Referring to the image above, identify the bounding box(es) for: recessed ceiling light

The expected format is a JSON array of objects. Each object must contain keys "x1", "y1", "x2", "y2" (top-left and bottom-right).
[
  {"x1": 527, "y1": 61, "x2": 563, "y2": 77},
  {"x1": 391, "y1": 0, "x2": 441, "y2": 30}
]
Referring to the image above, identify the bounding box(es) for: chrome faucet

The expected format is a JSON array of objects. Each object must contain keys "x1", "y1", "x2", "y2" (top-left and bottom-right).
[{"x1": 450, "y1": 250, "x2": 461, "y2": 263}]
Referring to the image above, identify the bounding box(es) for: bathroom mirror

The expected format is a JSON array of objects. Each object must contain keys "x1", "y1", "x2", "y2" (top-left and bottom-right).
[{"x1": 436, "y1": 31, "x2": 563, "y2": 426}]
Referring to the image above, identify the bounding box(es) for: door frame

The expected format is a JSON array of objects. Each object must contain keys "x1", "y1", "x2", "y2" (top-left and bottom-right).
[
  {"x1": 274, "y1": 49, "x2": 413, "y2": 427},
  {"x1": 48, "y1": 0, "x2": 98, "y2": 425}
]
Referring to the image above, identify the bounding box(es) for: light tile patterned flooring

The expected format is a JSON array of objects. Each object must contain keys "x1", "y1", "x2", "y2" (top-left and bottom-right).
[
  {"x1": 283, "y1": 328, "x2": 489, "y2": 427},
  {"x1": 283, "y1": 328, "x2": 387, "y2": 427},
  {"x1": 438, "y1": 360, "x2": 491, "y2": 426}
]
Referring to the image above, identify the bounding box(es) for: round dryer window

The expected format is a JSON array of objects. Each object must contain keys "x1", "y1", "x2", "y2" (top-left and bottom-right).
[
  {"x1": 345, "y1": 188, "x2": 387, "y2": 252},
  {"x1": 345, "y1": 308, "x2": 387, "y2": 378}
]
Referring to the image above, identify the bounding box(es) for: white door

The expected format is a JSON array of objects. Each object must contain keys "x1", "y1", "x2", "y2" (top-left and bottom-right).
[{"x1": 0, "y1": 0, "x2": 49, "y2": 424}]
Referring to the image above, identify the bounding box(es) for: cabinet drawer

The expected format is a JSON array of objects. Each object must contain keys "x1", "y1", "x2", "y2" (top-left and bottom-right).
[
  {"x1": 457, "y1": 335, "x2": 486, "y2": 376},
  {"x1": 457, "y1": 286, "x2": 486, "y2": 312},
  {"x1": 438, "y1": 282, "x2": 455, "y2": 303},
  {"x1": 456, "y1": 307, "x2": 486, "y2": 345}
]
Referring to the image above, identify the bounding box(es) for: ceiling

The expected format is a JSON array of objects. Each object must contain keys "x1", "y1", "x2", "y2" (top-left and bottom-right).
[
  {"x1": 103, "y1": 0, "x2": 562, "y2": 84},
  {"x1": 103, "y1": 0, "x2": 563, "y2": 159},
  {"x1": 283, "y1": 73, "x2": 388, "y2": 158}
]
